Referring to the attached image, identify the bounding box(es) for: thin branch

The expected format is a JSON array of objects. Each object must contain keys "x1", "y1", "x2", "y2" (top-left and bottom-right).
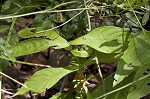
[
  {"x1": 0, "y1": 72, "x2": 28, "y2": 89},
  {"x1": 0, "y1": 7, "x2": 98, "y2": 20},
  {"x1": 0, "y1": 56, "x2": 51, "y2": 68},
  {"x1": 84, "y1": 0, "x2": 91, "y2": 31}
]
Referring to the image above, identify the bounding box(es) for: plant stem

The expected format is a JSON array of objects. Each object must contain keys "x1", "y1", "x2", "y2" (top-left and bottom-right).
[
  {"x1": 0, "y1": 56, "x2": 51, "y2": 68},
  {"x1": 84, "y1": 0, "x2": 91, "y2": 31},
  {"x1": 6, "y1": 18, "x2": 17, "y2": 44},
  {"x1": 95, "y1": 56, "x2": 106, "y2": 99},
  {"x1": 36, "y1": 8, "x2": 85, "y2": 33},
  {"x1": 36, "y1": 1, "x2": 92, "y2": 33},
  {"x1": 0, "y1": 7, "x2": 100, "y2": 20},
  {"x1": 0, "y1": 72, "x2": 28, "y2": 89},
  {"x1": 1, "y1": 89, "x2": 14, "y2": 95}
]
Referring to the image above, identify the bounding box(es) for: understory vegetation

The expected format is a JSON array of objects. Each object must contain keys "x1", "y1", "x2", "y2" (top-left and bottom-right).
[{"x1": 0, "y1": 0, "x2": 150, "y2": 99}]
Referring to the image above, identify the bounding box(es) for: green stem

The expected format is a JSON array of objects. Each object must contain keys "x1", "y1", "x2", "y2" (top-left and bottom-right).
[
  {"x1": 0, "y1": 7, "x2": 99, "y2": 20},
  {"x1": 95, "y1": 56, "x2": 106, "y2": 99},
  {"x1": 0, "y1": 56, "x2": 51, "y2": 68},
  {"x1": 36, "y1": 8, "x2": 85, "y2": 33},
  {"x1": 36, "y1": 1, "x2": 91, "y2": 33},
  {"x1": 6, "y1": 18, "x2": 17, "y2": 44},
  {"x1": 84, "y1": 0, "x2": 91, "y2": 31}
]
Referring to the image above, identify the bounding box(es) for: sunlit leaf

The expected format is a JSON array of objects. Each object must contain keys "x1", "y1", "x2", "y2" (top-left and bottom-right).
[
  {"x1": 10, "y1": 38, "x2": 62, "y2": 57},
  {"x1": 71, "y1": 49, "x2": 89, "y2": 57},
  {"x1": 18, "y1": 28, "x2": 69, "y2": 49},
  {"x1": 114, "y1": 31, "x2": 150, "y2": 86},
  {"x1": 14, "y1": 63, "x2": 79, "y2": 96},
  {"x1": 69, "y1": 26, "x2": 130, "y2": 53}
]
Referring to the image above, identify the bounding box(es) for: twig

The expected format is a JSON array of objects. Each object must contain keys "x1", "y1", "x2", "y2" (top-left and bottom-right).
[
  {"x1": 36, "y1": 8, "x2": 85, "y2": 33},
  {"x1": 0, "y1": 7, "x2": 98, "y2": 20},
  {"x1": 84, "y1": 0, "x2": 91, "y2": 31},
  {"x1": 1, "y1": 89, "x2": 14, "y2": 95},
  {"x1": 0, "y1": 56, "x2": 51, "y2": 68},
  {"x1": 0, "y1": 72, "x2": 28, "y2": 89}
]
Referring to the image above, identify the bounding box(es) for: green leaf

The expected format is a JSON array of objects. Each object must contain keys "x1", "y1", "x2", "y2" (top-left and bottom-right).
[
  {"x1": 71, "y1": 49, "x2": 89, "y2": 57},
  {"x1": 81, "y1": 50, "x2": 123, "y2": 67},
  {"x1": 126, "y1": 12, "x2": 140, "y2": 27},
  {"x1": 142, "y1": 12, "x2": 149, "y2": 26},
  {"x1": 69, "y1": 26, "x2": 129, "y2": 53},
  {"x1": 14, "y1": 63, "x2": 79, "y2": 96},
  {"x1": 51, "y1": 92, "x2": 75, "y2": 99},
  {"x1": 0, "y1": 59, "x2": 9, "y2": 71},
  {"x1": 0, "y1": 25, "x2": 10, "y2": 33},
  {"x1": 10, "y1": 28, "x2": 69, "y2": 57},
  {"x1": 113, "y1": 31, "x2": 150, "y2": 86},
  {"x1": 10, "y1": 38, "x2": 54, "y2": 56},
  {"x1": 95, "y1": 50, "x2": 123, "y2": 63},
  {"x1": 18, "y1": 28, "x2": 69, "y2": 49},
  {"x1": 89, "y1": 72, "x2": 135, "y2": 99},
  {"x1": 127, "y1": 63, "x2": 150, "y2": 99}
]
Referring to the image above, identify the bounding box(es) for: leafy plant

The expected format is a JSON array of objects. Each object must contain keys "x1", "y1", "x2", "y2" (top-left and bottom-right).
[{"x1": 0, "y1": 0, "x2": 150, "y2": 99}]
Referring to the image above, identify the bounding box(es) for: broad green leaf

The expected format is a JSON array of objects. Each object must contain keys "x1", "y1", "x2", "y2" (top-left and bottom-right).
[
  {"x1": 89, "y1": 72, "x2": 134, "y2": 99},
  {"x1": 95, "y1": 50, "x2": 123, "y2": 63},
  {"x1": 142, "y1": 12, "x2": 149, "y2": 26},
  {"x1": 71, "y1": 49, "x2": 89, "y2": 57},
  {"x1": 126, "y1": 12, "x2": 140, "y2": 27},
  {"x1": 69, "y1": 26, "x2": 129, "y2": 53},
  {"x1": 0, "y1": 25, "x2": 10, "y2": 33},
  {"x1": 1, "y1": 45, "x2": 15, "y2": 60},
  {"x1": 81, "y1": 51, "x2": 123, "y2": 67},
  {"x1": 127, "y1": 63, "x2": 150, "y2": 99},
  {"x1": 18, "y1": 28, "x2": 58, "y2": 39},
  {"x1": 10, "y1": 28, "x2": 69, "y2": 56},
  {"x1": 14, "y1": 63, "x2": 79, "y2": 96},
  {"x1": 18, "y1": 28, "x2": 69, "y2": 49},
  {"x1": 0, "y1": 59, "x2": 9, "y2": 71},
  {"x1": 0, "y1": 38, "x2": 15, "y2": 60},
  {"x1": 10, "y1": 38, "x2": 56, "y2": 56},
  {"x1": 114, "y1": 31, "x2": 150, "y2": 86}
]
